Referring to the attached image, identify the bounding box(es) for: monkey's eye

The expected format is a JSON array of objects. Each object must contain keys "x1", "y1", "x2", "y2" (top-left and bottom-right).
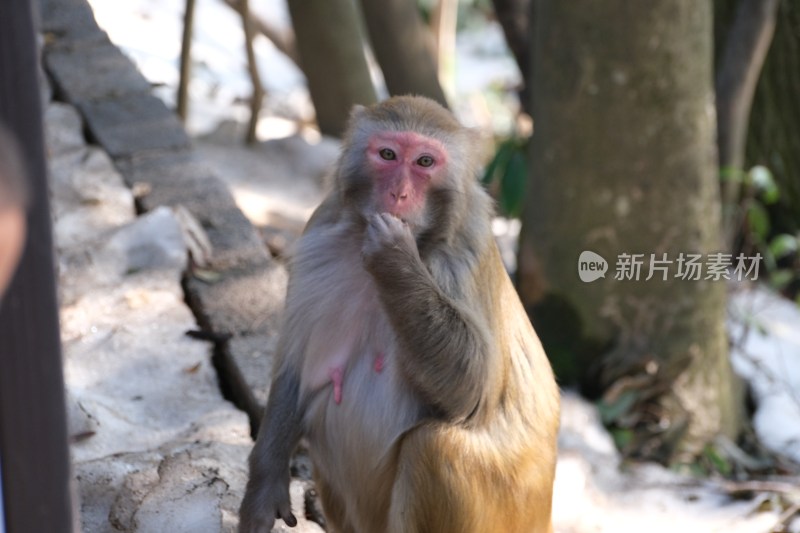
[
  {"x1": 379, "y1": 148, "x2": 396, "y2": 161},
  {"x1": 417, "y1": 155, "x2": 434, "y2": 167}
]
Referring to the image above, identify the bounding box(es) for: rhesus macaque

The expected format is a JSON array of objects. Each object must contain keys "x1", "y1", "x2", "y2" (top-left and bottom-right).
[
  {"x1": 0, "y1": 124, "x2": 28, "y2": 299},
  {"x1": 240, "y1": 96, "x2": 559, "y2": 533}
]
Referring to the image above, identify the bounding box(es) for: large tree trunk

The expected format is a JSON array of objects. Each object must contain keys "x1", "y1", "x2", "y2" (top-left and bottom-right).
[
  {"x1": 287, "y1": 0, "x2": 377, "y2": 137},
  {"x1": 359, "y1": 0, "x2": 449, "y2": 108},
  {"x1": 519, "y1": 0, "x2": 742, "y2": 461}
]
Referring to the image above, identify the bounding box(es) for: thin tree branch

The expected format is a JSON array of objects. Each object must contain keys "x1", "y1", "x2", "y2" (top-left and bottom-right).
[
  {"x1": 237, "y1": 0, "x2": 264, "y2": 144},
  {"x1": 177, "y1": 0, "x2": 197, "y2": 121},
  {"x1": 223, "y1": 0, "x2": 299, "y2": 65}
]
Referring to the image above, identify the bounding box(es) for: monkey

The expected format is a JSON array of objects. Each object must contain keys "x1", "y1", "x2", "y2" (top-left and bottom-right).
[
  {"x1": 0, "y1": 124, "x2": 28, "y2": 299},
  {"x1": 239, "y1": 95, "x2": 560, "y2": 533}
]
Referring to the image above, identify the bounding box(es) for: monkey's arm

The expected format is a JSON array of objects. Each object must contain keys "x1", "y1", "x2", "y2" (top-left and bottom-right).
[
  {"x1": 239, "y1": 372, "x2": 303, "y2": 533},
  {"x1": 362, "y1": 213, "x2": 499, "y2": 422}
]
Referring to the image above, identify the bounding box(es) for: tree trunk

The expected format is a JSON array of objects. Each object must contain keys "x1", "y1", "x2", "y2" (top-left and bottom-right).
[
  {"x1": 715, "y1": 0, "x2": 779, "y2": 241},
  {"x1": 519, "y1": 0, "x2": 742, "y2": 462},
  {"x1": 287, "y1": 0, "x2": 377, "y2": 137},
  {"x1": 360, "y1": 0, "x2": 449, "y2": 108},
  {"x1": 744, "y1": 0, "x2": 800, "y2": 234},
  {"x1": 492, "y1": 0, "x2": 530, "y2": 78},
  {"x1": 491, "y1": 0, "x2": 533, "y2": 114},
  {"x1": 716, "y1": 0, "x2": 778, "y2": 172}
]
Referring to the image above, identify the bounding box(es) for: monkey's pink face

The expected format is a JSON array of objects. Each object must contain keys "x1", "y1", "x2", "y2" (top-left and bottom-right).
[{"x1": 366, "y1": 131, "x2": 448, "y2": 221}]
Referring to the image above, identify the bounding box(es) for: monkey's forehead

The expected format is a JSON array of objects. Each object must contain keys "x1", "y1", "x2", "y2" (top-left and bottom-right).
[
  {"x1": 353, "y1": 97, "x2": 464, "y2": 137},
  {"x1": 348, "y1": 116, "x2": 469, "y2": 149},
  {"x1": 367, "y1": 130, "x2": 448, "y2": 154}
]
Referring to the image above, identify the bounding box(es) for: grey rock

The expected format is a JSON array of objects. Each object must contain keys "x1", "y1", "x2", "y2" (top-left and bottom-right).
[
  {"x1": 185, "y1": 261, "x2": 287, "y2": 338},
  {"x1": 221, "y1": 334, "x2": 278, "y2": 420},
  {"x1": 108, "y1": 444, "x2": 247, "y2": 533},
  {"x1": 76, "y1": 451, "x2": 162, "y2": 533},
  {"x1": 77, "y1": 443, "x2": 323, "y2": 533},
  {"x1": 45, "y1": 43, "x2": 151, "y2": 104},
  {"x1": 45, "y1": 102, "x2": 87, "y2": 158},
  {"x1": 79, "y1": 94, "x2": 190, "y2": 158},
  {"x1": 39, "y1": 0, "x2": 109, "y2": 48},
  {"x1": 57, "y1": 206, "x2": 183, "y2": 298},
  {"x1": 103, "y1": 206, "x2": 188, "y2": 274},
  {"x1": 66, "y1": 392, "x2": 99, "y2": 440},
  {"x1": 49, "y1": 146, "x2": 136, "y2": 250},
  {"x1": 173, "y1": 205, "x2": 214, "y2": 268},
  {"x1": 115, "y1": 150, "x2": 269, "y2": 270}
]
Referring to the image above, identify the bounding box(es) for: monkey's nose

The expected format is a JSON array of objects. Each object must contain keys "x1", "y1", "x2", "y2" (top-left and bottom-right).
[{"x1": 390, "y1": 192, "x2": 408, "y2": 201}]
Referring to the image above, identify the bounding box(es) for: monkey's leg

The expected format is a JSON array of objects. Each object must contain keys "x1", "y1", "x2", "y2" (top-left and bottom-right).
[
  {"x1": 386, "y1": 425, "x2": 473, "y2": 533},
  {"x1": 387, "y1": 424, "x2": 553, "y2": 533},
  {"x1": 312, "y1": 477, "x2": 357, "y2": 533},
  {"x1": 240, "y1": 373, "x2": 303, "y2": 533}
]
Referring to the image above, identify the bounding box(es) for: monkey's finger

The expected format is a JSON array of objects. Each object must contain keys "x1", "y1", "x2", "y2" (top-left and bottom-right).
[
  {"x1": 368, "y1": 213, "x2": 389, "y2": 232},
  {"x1": 365, "y1": 217, "x2": 389, "y2": 246},
  {"x1": 379, "y1": 212, "x2": 396, "y2": 226},
  {"x1": 277, "y1": 503, "x2": 297, "y2": 527}
]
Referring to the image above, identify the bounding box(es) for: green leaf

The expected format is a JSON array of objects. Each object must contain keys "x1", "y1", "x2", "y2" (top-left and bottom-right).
[
  {"x1": 761, "y1": 248, "x2": 777, "y2": 272},
  {"x1": 611, "y1": 429, "x2": 634, "y2": 450},
  {"x1": 481, "y1": 145, "x2": 503, "y2": 186},
  {"x1": 499, "y1": 150, "x2": 527, "y2": 218},
  {"x1": 769, "y1": 269, "x2": 794, "y2": 291},
  {"x1": 719, "y1": 166, "x2": 745, "y2": 183},
  {"x1": 746, "y1": 202, "x2": 770, "y2": 241},
  {"x1": 703, "y1": 445, "x2": 732, "y2": 476},
  {"x1": 481, "y1": 139, "x2": 516, "y2": 186},
  {"x1": 768, "y1": 234, "x2": 799, "y2": 259},
  {"x1": 749, "y1": 165, "x2": 780, "y2": 204},
  {"x1": 597, "y1": 390, "x2": 638, "y2": 425}
]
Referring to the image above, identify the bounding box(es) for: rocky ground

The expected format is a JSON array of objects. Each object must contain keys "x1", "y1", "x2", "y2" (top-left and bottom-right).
[{"x1": 39, "y1": 0, "x2": 796, "y2": 531}]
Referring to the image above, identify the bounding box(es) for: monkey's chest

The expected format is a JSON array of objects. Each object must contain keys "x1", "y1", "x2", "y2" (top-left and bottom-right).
[
  {"x1": 297, "y1": 272, "x2": 420, "y2": 511},
  {"x1": 299, "y1": 285, "x2": 419, "y2": 437}
]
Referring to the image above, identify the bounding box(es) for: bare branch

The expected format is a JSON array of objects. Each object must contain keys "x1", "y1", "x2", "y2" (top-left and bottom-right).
[
  {"x1": 222, "y1": 0, "x2": 299, "y2": 65},
  {"x1": 236, "y1": 0, "x2": 264, "y2": 144},
  {"x1": 176, "y1": 0, "x2": 197, "y2": 121}
]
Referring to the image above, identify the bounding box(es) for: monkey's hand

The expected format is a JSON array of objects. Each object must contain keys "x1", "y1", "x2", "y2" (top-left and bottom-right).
[
  {"x1": 238, "y1": 475, "x2": 296, "y2": 533},
  {"x1": 362, "y1": 213, "x2": 419, "y2": 270}
]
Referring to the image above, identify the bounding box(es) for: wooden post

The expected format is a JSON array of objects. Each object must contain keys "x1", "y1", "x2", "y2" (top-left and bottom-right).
[
  {"x1": 0, "y1": 0, "x2": 77, "y2": 531},
  {"x1": 177, "y1": 0, "x2": 197, "y2": 121}
]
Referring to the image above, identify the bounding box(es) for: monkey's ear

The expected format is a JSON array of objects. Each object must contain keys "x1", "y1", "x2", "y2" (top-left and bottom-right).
[
  {"x1": 350, "y1": 104, "x2": 367, "y2": 120},
  {"x1": 466, "y1": 127, "x2": 492, "y2": 166}
]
